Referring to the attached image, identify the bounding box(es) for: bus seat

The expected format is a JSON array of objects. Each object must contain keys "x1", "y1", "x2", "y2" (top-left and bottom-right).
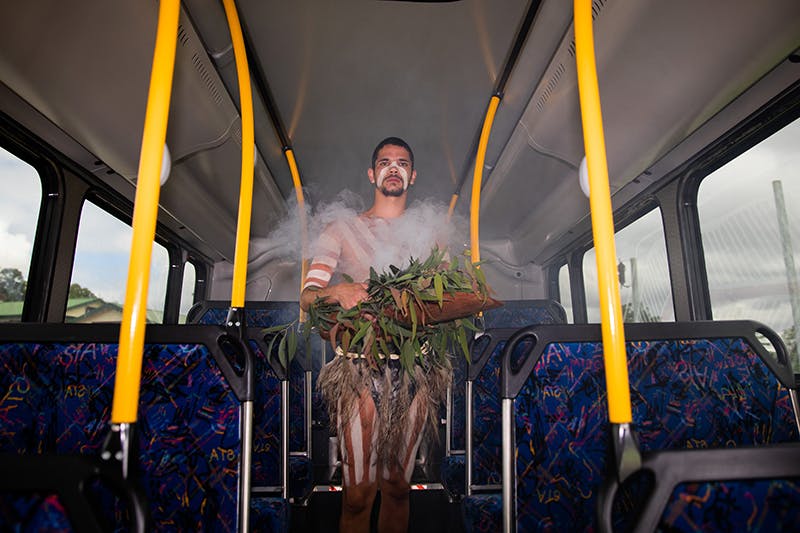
[
  {"x1": 448, "y1": 299, "x2": 567, "y2": 452},
  {"x1": 457, "y1": 329, "x2": 535, "y2": 529},
  {"x1": 598, "y1": 444, "x2": 800, "y2": 532},
  {"x1": 248, "y1": 326, "x2": 315, "y2": 504},
  {"x1": 497, "y1": 321, "x2": 798, "y2": 532},
  {"x1": 443, "y1": 300, "x2": 566, "y2": 503},
  {"x1": 0, "y1": 454, "x2": 148, "y2": 532},
  {"x1": 0, "y1": 323, "x2": 288, "y2": 532},
  {"x1": 188, "y1": 300, "x2": 315, "y2": 502}
]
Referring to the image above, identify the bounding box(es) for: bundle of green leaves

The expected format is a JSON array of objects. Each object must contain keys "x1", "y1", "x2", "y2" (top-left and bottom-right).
[
  {"x1": 261, "y1": 247, "x2": 498, "y2": 374},
  {"x1": 318, "y1": 247, "x2": 498, "y2": 372}
]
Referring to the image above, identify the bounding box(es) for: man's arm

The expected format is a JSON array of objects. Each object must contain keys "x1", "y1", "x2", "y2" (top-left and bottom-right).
[{"x1": 301, "y1": 220, "x2": 369, "y2": 311}]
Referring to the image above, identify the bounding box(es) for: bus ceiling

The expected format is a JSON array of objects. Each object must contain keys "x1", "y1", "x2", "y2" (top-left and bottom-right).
[{"x1": 0, "y1": 0, "x2": 798, "y2": 266}]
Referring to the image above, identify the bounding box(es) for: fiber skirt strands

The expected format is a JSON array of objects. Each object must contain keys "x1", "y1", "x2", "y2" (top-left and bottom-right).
[{"x1": 317, "y1": 354, "x2": 452, "y2": 469}]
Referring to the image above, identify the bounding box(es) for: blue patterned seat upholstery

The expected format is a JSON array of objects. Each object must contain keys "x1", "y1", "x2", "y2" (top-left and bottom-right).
[
  {"x1": 191, "y1": 301, "x2": 315, "y2": 503},
  {"x1": 442, "y1": 300, "x2": 567, "y2": 504},
  {"x1": 442, "y1": 300, "x2": 566, "y2": 531},
  {"x1": 501, "y1": 321, "x2": 799, "y2": 532},
  {"x1": 0, "y1": 323, "x2": 289, "y2": 532},
  {"x1": 601, "y1": 445, "x2": 800, "y2": 532}
]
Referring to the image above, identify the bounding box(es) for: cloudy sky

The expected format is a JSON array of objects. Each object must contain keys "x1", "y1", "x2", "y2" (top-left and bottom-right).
[{"x1": 0, "y1": 147, "x2": 175, "y2": 313}]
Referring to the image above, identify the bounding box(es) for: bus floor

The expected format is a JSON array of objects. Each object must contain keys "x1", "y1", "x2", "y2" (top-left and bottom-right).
[{"x1": 289, "y1": 489, "x2": 465, "y2": 533}]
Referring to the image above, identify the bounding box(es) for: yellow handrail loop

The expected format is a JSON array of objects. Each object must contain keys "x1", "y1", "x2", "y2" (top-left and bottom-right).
[
  {"x1": 222, "y1": 0, "x2": 255, "y2": 310},
  {"x1": 285, "y1": 148, "x2": 309, "y2": 321},
  {"x1": 469, "y1": 95, "x2": 501, "y2": 267}
]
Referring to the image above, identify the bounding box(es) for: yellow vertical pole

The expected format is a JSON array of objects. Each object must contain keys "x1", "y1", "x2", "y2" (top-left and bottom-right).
[
  {"x1": 222, "y1": 0, "x2": 255, "y2": 309},
  {"x1": 574, "y1": 0, "x2": 632, "y2": 423},
  {"x1": 470, "y1": 95, "x2": 501, "y2": 266},
  {"x1": 111, "y1": 0, "x2": 180, "y2": 423}
]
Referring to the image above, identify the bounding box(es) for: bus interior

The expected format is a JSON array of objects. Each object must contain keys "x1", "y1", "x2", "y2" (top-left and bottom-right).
[{"x1": 1, "y1": 0, "x2": 800, "y2": 531}]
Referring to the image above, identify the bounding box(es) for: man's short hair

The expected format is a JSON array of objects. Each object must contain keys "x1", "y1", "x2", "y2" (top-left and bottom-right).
[{"x1": 371, "y1": 137, "x2": 414, "y2": 170}]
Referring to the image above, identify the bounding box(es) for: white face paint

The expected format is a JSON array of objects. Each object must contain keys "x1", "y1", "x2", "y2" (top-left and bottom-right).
[{"x1": 376, "y1": 161, "x2": 410, "y2": 190}]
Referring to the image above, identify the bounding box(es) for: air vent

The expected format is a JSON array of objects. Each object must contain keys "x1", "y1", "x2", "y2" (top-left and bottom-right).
[
  {"x1": 536, "y1": 62, "x2": 566, "y2": 112},
  {"x1": 176, "y1": 23, "x2": 225, "y2": 108},
  {"x1": 177, "y1": 24, "x2": 190, "y2": 47},
  {"x1": 536, "y1": 0, "x2": 609, "y2": 112},
  {"x1": 191, "y1": 53, "x2": 224, "y2": 106}
]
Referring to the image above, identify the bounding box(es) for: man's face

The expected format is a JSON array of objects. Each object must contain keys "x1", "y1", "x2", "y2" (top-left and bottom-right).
[{"x1": 368, "y1": 144, "x2": 416, "y2": 197}]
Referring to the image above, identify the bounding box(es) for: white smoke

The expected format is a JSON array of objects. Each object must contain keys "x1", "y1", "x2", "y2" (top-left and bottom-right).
[{"x1": 247, "y1": 190, "x2": 468, "y2": 292}]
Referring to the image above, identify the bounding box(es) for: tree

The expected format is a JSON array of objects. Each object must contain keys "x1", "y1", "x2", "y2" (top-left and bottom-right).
[
  {"x1": 68, "y1": 283, "x2": 97, "y2": 299},
  {"x1": 0, "y1": 268, "x2": 27, "y2": 301}
]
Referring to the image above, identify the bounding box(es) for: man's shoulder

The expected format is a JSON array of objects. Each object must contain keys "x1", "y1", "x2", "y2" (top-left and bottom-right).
[{"x1": 322, "y1": 214, "x2": 361, "y2": 232}]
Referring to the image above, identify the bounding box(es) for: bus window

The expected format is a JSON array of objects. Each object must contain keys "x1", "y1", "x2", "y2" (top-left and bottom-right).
[
  {"x1": 697, "y1": 117, "x2": 800, "y2": 369},
  {"x1": 557, "y1": 264, "x2": 574, "y2": 323},
  {"x1": 0, "y1": 147, "x2": 41, "y2": 322},
  {"x1": 69, "y1": 200, "x2": 169, "y2": 323},
  {"x1": 583, "y1": 207, "x2": 675, "y2": 323},
  {"x1": 178, "y1": 260, "x2": 197, "y2": 324}
]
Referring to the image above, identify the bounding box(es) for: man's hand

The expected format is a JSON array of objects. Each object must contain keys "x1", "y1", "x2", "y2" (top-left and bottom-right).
[
  {"x1": 326, "y1": 282, "x2": 369, "y2": 309},
  {"x1": 300, "y1": 282, "x2": 369, "y2": 311}
]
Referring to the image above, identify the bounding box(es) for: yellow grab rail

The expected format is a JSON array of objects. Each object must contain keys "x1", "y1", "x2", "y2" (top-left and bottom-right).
[
  {"x1": 112, "y1": 0, "x2": 180, "y2": 424},
  {"x1": 285, "y1": 148, "x2": 309, "y2": 320},
  {"x1": 469, "y1": 95, "x2": 501, "y2": 265},
  {"x1": 223, "y1": 0, "x2": 255, "y2": 309},
  {"x1": 574, "y1": 0, "x2": 631, "y2": 423}
]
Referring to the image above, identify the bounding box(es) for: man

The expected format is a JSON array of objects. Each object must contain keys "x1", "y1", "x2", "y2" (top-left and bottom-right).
[{"x1": 300, "y1": 137, "x2": 449, "y2": 533}]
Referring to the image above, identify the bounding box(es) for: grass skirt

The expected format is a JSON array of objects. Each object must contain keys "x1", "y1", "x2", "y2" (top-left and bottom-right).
[{"x1": 318, "y1": 354, "x2": 452, "y2": 468}]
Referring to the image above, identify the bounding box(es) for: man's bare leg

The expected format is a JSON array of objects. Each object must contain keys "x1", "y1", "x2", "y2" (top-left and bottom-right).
[
  {"x1": 339, "y1": 389, "x2": 379, "y2": 533},
  {"x1": 377, "y1": 394, "x2": 426, "y2": 533}
]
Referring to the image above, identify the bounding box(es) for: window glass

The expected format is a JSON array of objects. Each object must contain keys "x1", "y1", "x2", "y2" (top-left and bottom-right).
[
  {"x1": 0, "y1": 147, "x2": 41, "y2": 321},
  {"x1": 697, "y1": 117, "x2": 800, "y2": 369},
  {"x1": 557, "y1": 264, "x2": 574, "y2": 323},
  {"x1": 70, "y1": 200, "x2": 169, "y2": 323},
  {"x1": 583, "y1": 207, "x2": 674, "y2": 323},
  {"x1": 179, "y1": 261, "x2": 197, "y2": 324}
]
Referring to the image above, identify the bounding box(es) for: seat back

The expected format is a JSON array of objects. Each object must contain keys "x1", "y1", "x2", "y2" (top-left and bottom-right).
[
  {"x1": 600, "y1": 443, "x2": 800, "y2": 533},
  {"x1": 0, "y1": 323, "x2": 254, "y2": 532},
  {"x1": 466, "y1": 328, "x2": 519, "y2": 491},
  {"x1": 448, "y1": 300, "x2": 566, "y2": 453},
  {"x1": 190, "y1": 300, "x2": 311, "y2": 455},
  {"x1": 501, "y1": 321, "x2": 799, "y2": 532}
]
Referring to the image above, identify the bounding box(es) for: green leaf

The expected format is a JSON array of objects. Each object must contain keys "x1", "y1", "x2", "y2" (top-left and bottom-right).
[
  {"x1": 341, "y1": 329, "x2": 351, "y2": 355},
  {"x1": 460, "y1": 318, "x2": 480, "y2": 332},
  {"x1": 474, "y1": 267, "x2": 487, "y2": 292},
  {"x1": 278, "y1": 333, "x2": 287, "y2": 370},
  {"x1": 265, "y1": 333, "x2": 279, "y2": 362},
  {"x1": 408, "y1": 300, "x2": 417, "y2": 340},
  {"x1": 287, "y1": 327, "x2": 297, "y2": 363},
  {"x1": 350, "y1": 320, "x2": 371, "y2": 348},
  {"x1": 433, "y1": 273, "x2": 444, "y2": 308},
  {"x1": 261, "y1": 323, "x2": 291, "y2": 334},
  {"x1": 342, "y1": 272, "x2": 354, "y2": 283},
  {"x1": 378, "y1": 337, "x2": 391, "y2": 358},
  {"x1": 456, "y1": 326, "x2": 470, "y2": 364},
  {"x1": 401, "y1": 341, "x2": 415, "y2": 373}
]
